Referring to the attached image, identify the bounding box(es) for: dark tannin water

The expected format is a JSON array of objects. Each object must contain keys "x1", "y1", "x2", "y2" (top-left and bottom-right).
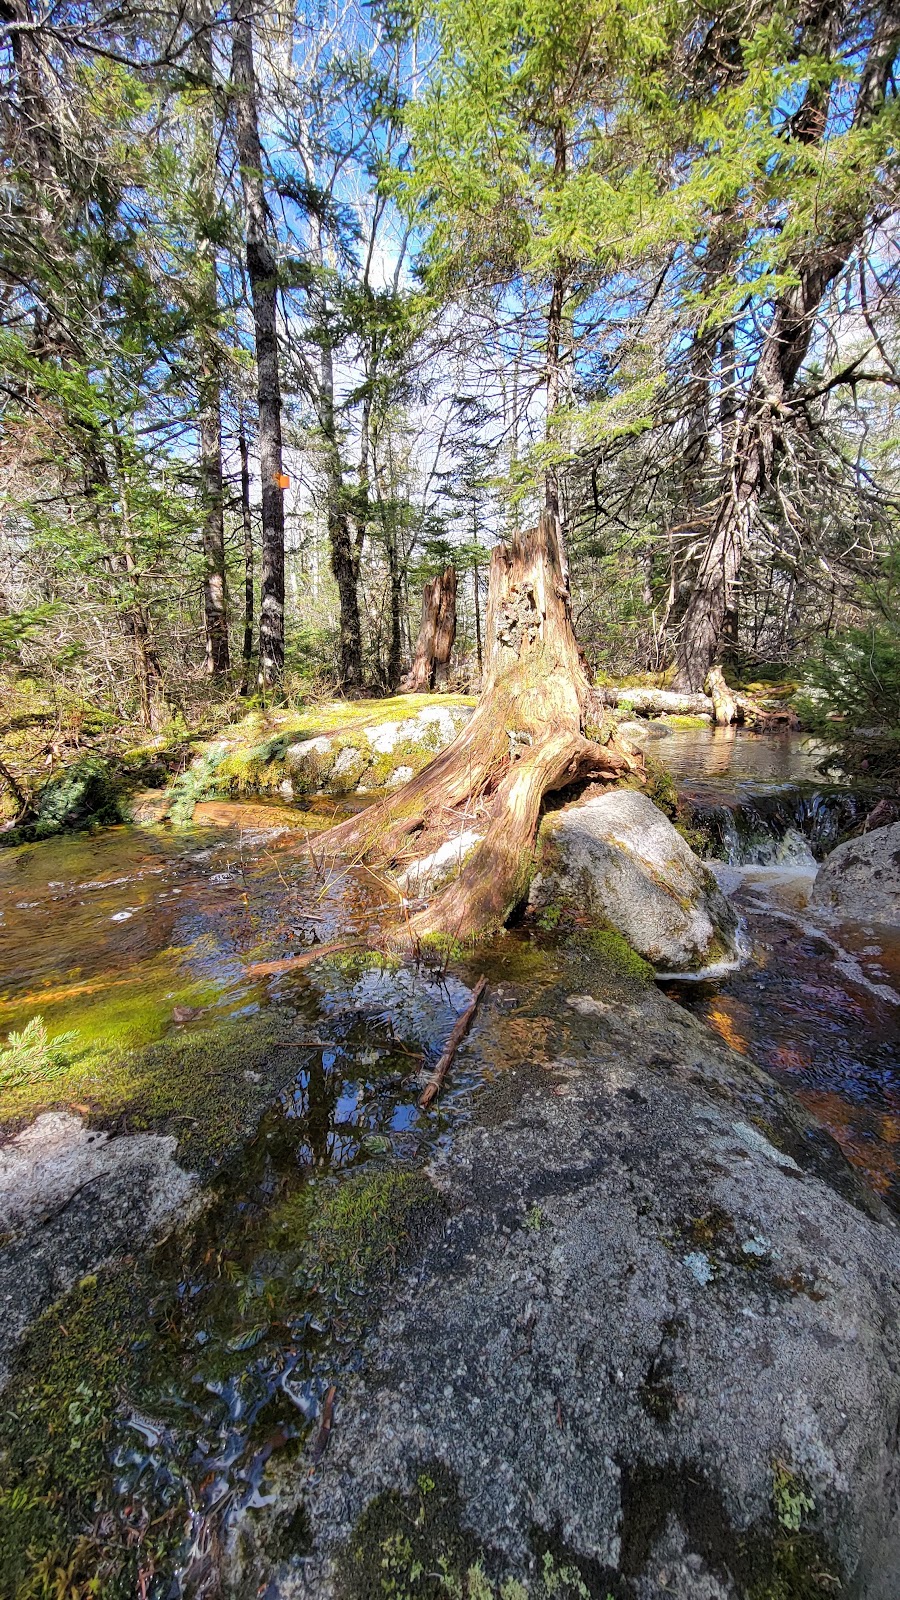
[{"x1": 658, "y1": 726, "x2": 900, "y2": 1210}]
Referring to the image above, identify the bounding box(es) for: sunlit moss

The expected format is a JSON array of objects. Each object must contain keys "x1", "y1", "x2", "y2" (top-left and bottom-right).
[{"x1": 269, "y1": 1168, "x2": 444, "y2": 1289}]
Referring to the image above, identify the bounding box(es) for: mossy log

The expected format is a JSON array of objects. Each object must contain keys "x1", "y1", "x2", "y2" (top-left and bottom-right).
[{"x1": 317, "y1": 513, "x2": 640, "y2": 942}]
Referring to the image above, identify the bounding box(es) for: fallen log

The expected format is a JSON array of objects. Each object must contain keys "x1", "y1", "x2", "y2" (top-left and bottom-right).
[
  {"x1": 594, "y1": 686, "x2": 714, "y2": 717},
  {"x1": 595, "y1": 681, "x2": 797, "y2": 731},
  {"x1": 418, "y1": 976, "x2": 487, "y2": 1109}
]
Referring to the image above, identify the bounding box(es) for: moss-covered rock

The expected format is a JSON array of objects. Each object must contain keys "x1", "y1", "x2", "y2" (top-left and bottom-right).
[
  {"x1": 531, "y1": 790, "x2": 738, "y2": 973},
  {"x1": 3, "y1": 756, "x2": 124, "y2": 846},
  {"x1": 159, "y1": 696, "x2": 476, "y2": 823}
]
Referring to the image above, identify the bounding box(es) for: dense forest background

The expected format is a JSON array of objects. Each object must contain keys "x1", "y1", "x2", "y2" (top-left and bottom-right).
[{"x1": 1, "y1": 0, "x2": 898, "y2": 804}]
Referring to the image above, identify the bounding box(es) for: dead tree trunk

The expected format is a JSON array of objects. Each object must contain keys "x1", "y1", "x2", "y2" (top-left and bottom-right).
[
  {"x1": 319, "y1": 513, "x2": 638, "y2": 943},
  {"x1": 402, "y1": 565, "x2": 458, "y2": 692},
  {"x1": 230, "y1": 0, "x2": 286, "y2": 687}
]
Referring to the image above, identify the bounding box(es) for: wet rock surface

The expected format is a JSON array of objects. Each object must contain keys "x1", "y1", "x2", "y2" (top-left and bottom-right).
[
  {"x1": 531, "y1": 790, "x2": 739, "y2": 972},
  {"x1": 811, "y1": 823, "x2": 900, "y2": 927},
  {"x1": 238, "y1": 985, "x2": 900, "y2": 1600},
  {"x1": 0, "y1": 1111, "x2": 197, "y2": 1381}
]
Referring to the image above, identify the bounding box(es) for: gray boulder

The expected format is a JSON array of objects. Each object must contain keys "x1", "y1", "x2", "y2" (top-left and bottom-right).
[
  {"x1": 811, "y1": 823, "x2": 900, "y2": 926},
  {"x1": 531, "y1": 789, "x2": 738, "y2": 972},
  {"x1": 0, "y1": 1112, "x2": 198, "y2": 1382},
  {"x1": 235, "y1": 985, "x2": 900, "y2": 1600}
]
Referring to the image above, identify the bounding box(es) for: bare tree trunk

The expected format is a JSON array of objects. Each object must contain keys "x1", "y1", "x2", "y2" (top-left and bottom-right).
[
  {"x1": 199, "y1": 399, "x2": 229, "y2": 676},
  {"x1": 472, "y1": 559, "x2": 483, "y2": 676},
  {"x1": 195, "y1": 16, "x2": 229, "y2": 678},
  {"x1": 402, "y1": 566, "x2": 458, "y2": 692},
  {"x1": 238, "y1": 425, "x2": 254, "y2": 693},
  {"x1": 319, "y1": 513, "x2": 638, "y2": 943},
  {"x1": 230, "y1": 0, "x2": 285, "y2": 687},
  {"x1": 318, "y1": 331, "x2": 363, "y2": 689}
]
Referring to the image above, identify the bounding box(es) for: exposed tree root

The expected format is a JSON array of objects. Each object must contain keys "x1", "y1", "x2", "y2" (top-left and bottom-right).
[{"x1": 313, "y1": 513, "x2": 642, "y2": 946}]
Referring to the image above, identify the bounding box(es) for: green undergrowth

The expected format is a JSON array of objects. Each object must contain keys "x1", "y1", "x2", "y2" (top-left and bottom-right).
[{"x1": 269, "y1": 1167, "x2": 445, "y2": 1290}]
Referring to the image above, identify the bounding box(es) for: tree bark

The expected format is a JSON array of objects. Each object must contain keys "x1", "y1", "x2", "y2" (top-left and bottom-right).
[
  {"x1": 402, "y1": 565, "x2": 458, "y2": 692},
  {"x1": 230, "y1": 0, "x2": 285, "y2": 687},
  {"x1": 318, "y1": 513, "x2": 638, "y2": 943},
  {"x1": 196, "y1": 20, "x2": 230, "y2": 678},
  {"x1": 238, "y1": 425, "x2": 254, "y2": 693},
  {"x1": 318, "y1": 330, "x2": 363, "y2": 690}
]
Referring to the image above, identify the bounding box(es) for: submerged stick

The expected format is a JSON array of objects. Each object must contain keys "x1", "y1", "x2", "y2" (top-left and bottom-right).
[
  {"x1": 247, "y1": 938, "x2": 365, "y2": 977},
  {"x1": 418, "y1": 976, "x2": 487, "y2": 1110}
]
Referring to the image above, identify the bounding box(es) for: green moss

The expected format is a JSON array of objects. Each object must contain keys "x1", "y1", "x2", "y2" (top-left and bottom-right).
[
  {"x1": 536, "y1": 904, "x2": 563, "y2": 931},
  {"x1": 3, "y1": 756, "x2": 125, "y2": 847},
  {"x1": 0, "y1": 1269, "x2": 153, "y2": 1600},
  {"x1": 336, "y1": 1468, "x2": 612, "y2": 1600},
  {"x1": 631, "y1": 755, "x2": 678, "y2": 820},
  {"x1": 420, "y1": 931, "x2": 473, "y2": 963},
  {"x1": 661, "y1": 713, "x2": 710, "y2": 729},
  {"x1": 161, "y1": 695, "x2": 476, "y2": 813},
  {"x1": 576, "y1": 928, "x2": 654, "y2": 984},
  {"x1": 0, "y1": 1004, "x2": 288, "y2": 1173},
  {"x1": 275, "y1": 1164, "x2": 438, "y2": 1286},
  {"x1": 328, "y1": 948, "x2": 402, "y2": 979}
]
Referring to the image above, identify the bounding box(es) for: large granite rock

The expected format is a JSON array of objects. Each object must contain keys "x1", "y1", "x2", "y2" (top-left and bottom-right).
[
  {"x1": 531, "y1": 789, "x2": 738, "y2": 972},
  {"x1": 233, "y1": 983, "x2": 900, "y2": 1600},
  {"x1": 0, "y1": 1112, "x2": 198, "y2": 1382},
  {"x1": 811, "y1": 823, "x2": 900, "y2": 926}
]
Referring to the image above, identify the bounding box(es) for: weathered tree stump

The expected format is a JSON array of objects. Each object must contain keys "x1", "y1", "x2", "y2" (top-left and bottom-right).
[
  {"x1": 318, "y1": 513, "x2": 640, "y2": 943},
  {"x1": 402, "y1": 565, "x2": 458, "y2": 692}
]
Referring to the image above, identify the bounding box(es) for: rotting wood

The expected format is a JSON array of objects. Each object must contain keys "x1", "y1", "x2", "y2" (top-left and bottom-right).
[
  {"x1": 402, "y1": 564, "x2": 458, "y2": 692},
  {"x1": 705, "y1": 665, "x2": 737, "y2": 727},
  {"x1": 315, "y1": 513, "x2": 641, "y2": 946},
  {"x1": 418, "y1": 975, "x2": 487, "y2": 1109}
]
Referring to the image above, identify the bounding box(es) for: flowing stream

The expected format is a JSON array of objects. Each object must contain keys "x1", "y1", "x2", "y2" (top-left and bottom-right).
[
  {"x1": 0, "y1": 731, "x2": 897, "y2": 1593},
  {"x1": 658, "y1": 725, "x2": 900, "y2": 1208}
]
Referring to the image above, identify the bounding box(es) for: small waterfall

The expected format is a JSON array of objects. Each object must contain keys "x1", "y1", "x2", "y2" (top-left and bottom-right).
[{"x1": 681, "y1": 785, "x2": 870, "y2": 866}]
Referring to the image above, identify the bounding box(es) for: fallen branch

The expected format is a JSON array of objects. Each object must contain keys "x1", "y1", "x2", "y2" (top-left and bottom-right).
[
  {"x1": 310, "y1": 1384, "x2": 336, "y2": 1466},
  {"x1": 247, "y1": 938, "x2": 365, "y2": 977},
  {"x1": 418, "y1": 976, "x2": 487, "y2": 1110}
]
